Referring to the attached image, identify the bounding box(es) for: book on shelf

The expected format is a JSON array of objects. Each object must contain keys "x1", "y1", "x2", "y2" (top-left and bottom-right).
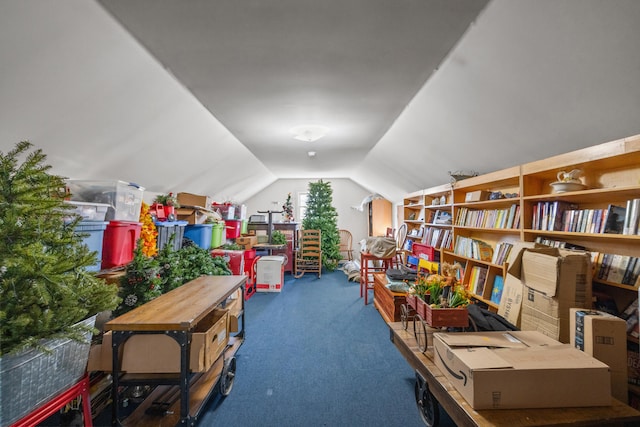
[
  {"x1": 606, "y1": 254, "x2": 630, "y2": 283},
  {"x1": 490, "y1": 275, "x2": 505, "y2": 305},
  {"x1": 602, "y1": 204, "x2": 626, "y2": 234},
  {"x1": 454, "y1": 236, "x2": 494, "y2": 262},
  {"x1": 433, "y1": 210, "x2": 452, "y2": 225},
  {"x1": 491, "y1": 242, "x2": 513, "y2": 265},
  {"x1": 469, "y1": 265, "x2": 488, "y2": 296},
  {"x1": 533, "y1": 236, "x2": 585, "y2": 250},
  {"x1": 595, "y1": 253, "x2": 640, "y2": 285},
  {"x1": 623, "y1": 198, "x2": 640, "y2": 235}
]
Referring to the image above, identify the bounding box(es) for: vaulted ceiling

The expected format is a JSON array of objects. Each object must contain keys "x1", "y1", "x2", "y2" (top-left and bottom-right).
[{"x1": 1, "y1": 1, "x2": 639, "y2": 203}]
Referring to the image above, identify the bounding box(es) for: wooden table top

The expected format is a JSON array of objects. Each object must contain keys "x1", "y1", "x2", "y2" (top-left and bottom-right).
[{"x1": 105, "y1": 275, "x2": 246, "y2": 332}]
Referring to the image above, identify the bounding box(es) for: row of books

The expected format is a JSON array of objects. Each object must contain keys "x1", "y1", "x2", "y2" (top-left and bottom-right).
[
  {"x1": 533, "y1": 236, "x2": 586, "y2": 250},
  {"x1": 453, "y1": 236, "x2": 494, "y2": 262},
  {"x1": 420, "y1": 226, "x2": 453, "y2": 250},
  {"x1": 468, "y1": 265, "x2": 505, "y2": 305},
  {"x1": 531, "y1": 200, "x2": 640, "y2": 235},
  {"x1": 594, "y1": 253, "x2": 640, "y2": 286},
  {"x1": 491, "y1": 242, "x2": 514, "y2": 266},
  {"x1": 620, "y1": 299, "x2": 638, "y2": 338},
  {"x1": 455, "y1": 204, "x2": 520, "y2": 230}
]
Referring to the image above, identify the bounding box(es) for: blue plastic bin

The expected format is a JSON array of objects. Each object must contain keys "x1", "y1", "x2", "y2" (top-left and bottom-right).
[
  {"x1": 154, "y1": 220, "x2": 188, "y2": 251},
  {"x1": 184, "y1": 223, "x2": 214, "y2": 249},
  {"x1": 74, "y1": 221, "x2": 108, "y2": 271}
]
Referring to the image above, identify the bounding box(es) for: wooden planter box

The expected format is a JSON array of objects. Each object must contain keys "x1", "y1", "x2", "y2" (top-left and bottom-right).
[
  {"x1": 425, "y1": 305, "x2": 469, "y2": 328},
  {"x1": 407, "y1": 294, "x2": 429, "y2": 319}
]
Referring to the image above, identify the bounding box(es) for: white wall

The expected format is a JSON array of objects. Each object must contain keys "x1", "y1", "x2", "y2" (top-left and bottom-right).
[{"x1": 242, "y1": 178, "x2": 375, "y2": 250}]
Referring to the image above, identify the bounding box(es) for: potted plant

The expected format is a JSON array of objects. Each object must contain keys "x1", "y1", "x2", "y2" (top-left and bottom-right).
[{"x1": 0, "y1": 141, "x2": 120, "y2": 425}]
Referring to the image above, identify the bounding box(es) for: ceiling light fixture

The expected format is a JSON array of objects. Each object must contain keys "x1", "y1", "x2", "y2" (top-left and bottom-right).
[
  {"x1": 290, "y1": 124, "x2": 329, "y2": 142},
  {"x1": 307, "y1": 151, "x2": 316, "y2": 158}
]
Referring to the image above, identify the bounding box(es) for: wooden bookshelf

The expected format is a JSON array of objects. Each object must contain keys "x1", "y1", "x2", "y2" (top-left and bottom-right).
[{"x1": 401, "y1": 134, "x2": 640, "y2": 319}]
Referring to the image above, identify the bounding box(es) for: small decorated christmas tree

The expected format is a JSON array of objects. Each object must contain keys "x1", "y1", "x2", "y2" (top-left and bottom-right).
[
  {"x1": 0, "y1": 141, "x2": 120, "y2": 355},
  {"x1": 282, "y1": 192, "x2": 294, "y2": 222}
]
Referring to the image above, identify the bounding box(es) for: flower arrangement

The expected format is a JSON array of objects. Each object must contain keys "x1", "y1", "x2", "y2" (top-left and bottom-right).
[
  {"x1": 409, "y1": 262, "x2": 469, "y2": 308},
  {"x1": 139, "y1": 202, "x2": 158, "y2": 257},
  {"x1": 282, "y1": 192, "x2": 294, "y2": 222}
]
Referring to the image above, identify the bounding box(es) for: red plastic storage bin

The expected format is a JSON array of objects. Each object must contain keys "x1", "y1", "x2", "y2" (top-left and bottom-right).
[
  {"x1": 101, "y1": 221, "x2": 141, "y2": 269},
  {"x1": 224, "y1": 219, "x2": 242, "y2": 239},
  {"x1": 412, "y1": 242, "x2": 439, "y2": 262},
  {"x1": 211, "y1": 249, "x2": 245, "y2": 275}
]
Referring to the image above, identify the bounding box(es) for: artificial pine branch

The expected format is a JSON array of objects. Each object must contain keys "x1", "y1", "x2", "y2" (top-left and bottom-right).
[{"x1": 0, "y1": 141, "x2": 120, "y2": 356}]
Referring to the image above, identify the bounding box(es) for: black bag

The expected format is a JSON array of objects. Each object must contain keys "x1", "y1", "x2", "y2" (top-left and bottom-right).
[
  {"x1": 385, "y1": 266, "x2": 417, "y2": 282},
  {"x1": 467, "y1": 304, "x2": 518, "y2": 332}
]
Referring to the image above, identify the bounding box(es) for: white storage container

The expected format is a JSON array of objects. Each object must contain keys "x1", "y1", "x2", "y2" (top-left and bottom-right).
[
  {"x1": 256, "y1": 256, "x2": 285, "y2": 293},
  {"x1": 66, "y1": 180, "x2": 145, "y2": 222}
]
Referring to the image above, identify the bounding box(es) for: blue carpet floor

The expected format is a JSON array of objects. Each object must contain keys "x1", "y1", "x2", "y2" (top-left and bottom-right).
[{"x1": 201, "y1": 270, "x2": 455, "y2": 427}]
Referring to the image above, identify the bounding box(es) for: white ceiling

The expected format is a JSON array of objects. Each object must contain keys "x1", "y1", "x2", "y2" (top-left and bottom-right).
[{"x1": 1, "y1": 1, "x2": 640, "y2": 203}]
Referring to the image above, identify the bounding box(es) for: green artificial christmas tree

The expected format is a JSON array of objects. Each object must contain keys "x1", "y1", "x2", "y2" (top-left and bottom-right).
[
  {"x1": 113, "y1": 242, "x2": 163, "y2": 317},
  {"x1": 0, "y1": 141, "x2": 119, "y2": 355},
  {"x1": 301, "y1": 180, "x2": 341, "y2": 271}
]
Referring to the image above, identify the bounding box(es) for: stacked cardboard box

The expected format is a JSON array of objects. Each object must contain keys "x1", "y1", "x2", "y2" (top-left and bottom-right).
[
  {"x1": 508, "y1": 247, "x2": 592, "y2": 343},
  {"x1": 433, "y1": 331, "x2": 611, "y2": 409},
  {"x1": 570, "y1": 308, "x2": 628, "y2": 403}
]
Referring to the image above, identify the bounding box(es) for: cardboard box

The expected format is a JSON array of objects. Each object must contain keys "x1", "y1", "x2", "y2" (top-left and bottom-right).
[
  {"x1": 175, "y1": 207, "x2": 209, "y2": 224},
  {"x1": 99, "y1": 309, "x2": 229, "y2": 373},
  {"x1": 497, "y1": 242, "x2": 535, "y2": 328},
  {"x1": 433, "y1": 331, "x2": 611, "y2": 410},
  {"x1": 256, "y1": 256, "x2": 285, "y2": 292},
  {"x1": 236, "y1": 235, "x2": 258, "y2": 250},
  {"x1": 570, "y1": 308, "x2": 628, "y2": 403},
  {"x1": 177, "y1": 192, "x2": 213, "y2": 208},
  {"x1": 508, "y1": 247, "x2": 592, "y2": 343},
  {"x1": 225, "y1": 289, "x2": 243, "y2": 332},
  {"x1": 465, "y1": 190, "x2": 490, "y2": 202}
]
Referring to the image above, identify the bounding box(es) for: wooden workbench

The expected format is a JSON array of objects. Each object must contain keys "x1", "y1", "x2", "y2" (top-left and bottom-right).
[
  {"x1": 389, "y1": 321, "x2": 640, "y2": 427},
  {"x1": 105, "y1": 275, "x2": 246, "y2": 426}
]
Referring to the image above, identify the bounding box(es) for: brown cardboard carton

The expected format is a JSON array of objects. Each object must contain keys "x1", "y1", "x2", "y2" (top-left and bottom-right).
[
  {"x1": 225, "y1": 289, "x2": 243, "y2": 332},
  {"x1": 570, "y1": 308, "x2": 628, "y2": 402},
  {"x1": 176, "y1": 192, "x2": 213, "y2": 208},
  {"x1": 236, "y1": 235, "x2": 258, "y2": 250},
  {"x1": 175, "y1": 207, "x2": 208, "y2": 224},
  {"x1": 101, "y1": 309, "x2": 229, "y2": 373},
  {"x1": 508, "y1": 247, "x2": 592, "y2": 343},
  {"x1": 464, "y1": 190, "x2": 490, "y2": 202},
  {"x1": 433, "y1": 331, "x2": 612, "y2": 410}
]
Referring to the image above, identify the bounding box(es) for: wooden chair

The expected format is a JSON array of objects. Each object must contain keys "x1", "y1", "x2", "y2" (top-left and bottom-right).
[
  {"x1": 294, "y1": 229, "x2": 322, "y2": 278},
  {"x1": 394, "y1": 223, "x2": 408, "y2": 267},
  {"x1": 338, "y1": 229, "x2": 353, "y2": 261},
  {"x1": 386, "y1": 227, "x2": 396, "y2": 238}
]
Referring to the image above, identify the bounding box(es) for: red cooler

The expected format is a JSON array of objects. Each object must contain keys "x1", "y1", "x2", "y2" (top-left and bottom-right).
[{"x1": 101, "y1": 221, "x2": 141, "y2": 269}]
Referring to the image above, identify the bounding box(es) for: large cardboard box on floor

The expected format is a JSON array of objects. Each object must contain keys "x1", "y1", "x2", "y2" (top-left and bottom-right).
[
  {"x1": 570, "y1": 308, "x2": 628, "y2": 403},
  {"x1": 508, "y1": 247, "x2": 592, "y2": 343},
  {"x1": 433, "y1": 331, "x2": 611, "y2": 410},
  {"x1": 96, "y1": 309, "x2": 229, "y2": 373}
]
